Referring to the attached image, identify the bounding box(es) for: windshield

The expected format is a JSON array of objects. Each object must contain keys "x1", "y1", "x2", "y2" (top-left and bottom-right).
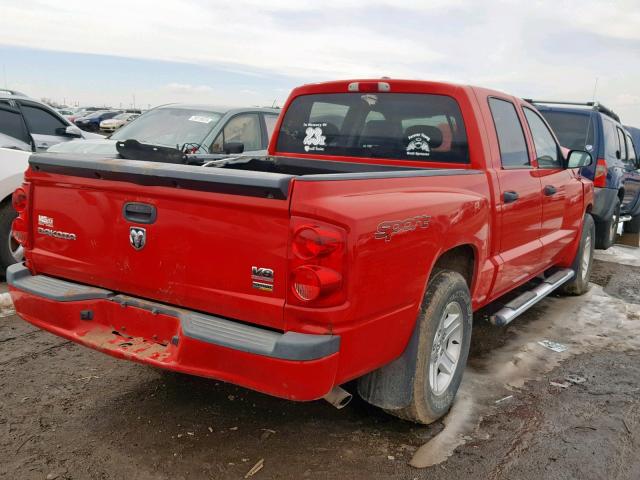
[
  {"x1": 276, "y1": 93, "x2": 469, "y2": 163},
  {"x1": 111, "y1": 107, "x2": 222, "y2": 150},
  {"x1": 539, "y1": 110, "x2": 596, "y2": 152}
]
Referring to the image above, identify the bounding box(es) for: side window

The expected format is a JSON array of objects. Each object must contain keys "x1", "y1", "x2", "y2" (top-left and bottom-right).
[
  {"x1": 488, "y1": 98, "x2": 529, "y2": 167},
  {"x1": 523, "y1": 108, "x2": 561, "y2": 168},
  {"x1": 616, "y1": 127, "x2": 627, "y2": 161},
  {"x1": 602, "y1": 120, "x2": 619, "y2": 162},
  {"x1": 626, "y1": 135, "x2": 637, "y2": 164},
  {"x1": 211, "y1": 114, "x2": 261, "y2": 153},
  {"x1": 21, "y1": 105, "x2": 67, "y2": 136},
  {"x1": 0, "y1": 103, "x2": 31, "y2": 144},
  {"x1": 263, "y1": 114, "x2": 279, "y2": 143}
]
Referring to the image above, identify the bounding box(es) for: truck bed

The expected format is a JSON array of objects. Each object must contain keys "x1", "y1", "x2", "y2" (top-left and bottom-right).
[{"x1": 29, "y1": 153, "x2": 479, "y2": 200}]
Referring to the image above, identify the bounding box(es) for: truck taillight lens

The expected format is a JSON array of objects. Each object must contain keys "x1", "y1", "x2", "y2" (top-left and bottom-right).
[
  {"x1": 292, "y1": 265, "x2": 342, "y2": 302},
  {"x1": 288, "y1": 218, "x2": 347, "y2": 306},
  {"x1": 12, "y1": 188, "x2": 27, "y2": 212},
  {"x1": 593, "y1": 158, "x2": 607, "y2": 188},
  {"x1": 11, "y1": 185, "x2": 30, "y2": 249}
]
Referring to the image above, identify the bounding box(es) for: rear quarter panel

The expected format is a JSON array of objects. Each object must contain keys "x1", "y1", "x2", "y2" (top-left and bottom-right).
[{"x1": 287, "y1": 173, "x2": 491, "y2": 382}]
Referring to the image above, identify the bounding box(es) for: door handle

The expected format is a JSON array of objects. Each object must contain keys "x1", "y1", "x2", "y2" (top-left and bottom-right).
[
  {"x1": 503, "y1": 191, "x2": 519, "y2": 203},
  {"x1": 544, "y1": 185, "x2": 557, "y2": 196},
  {"x1": 123, "y1": 202, "x2": 157, "y2": 224}
]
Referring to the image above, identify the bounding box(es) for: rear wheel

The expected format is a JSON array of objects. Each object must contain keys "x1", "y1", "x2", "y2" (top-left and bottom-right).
[
  {"x1": 0, "y1": 202, "x2": 21, "y2": 272},
  {"x1": 561, "y1": 213, "x2": 595, "y2": 296},
  {"x1": 623, "y1": 214, "x2": 640, "y2": 234},
  {"x1": 389, "y1": 270, "x2": 472, "y2": 424},
  {"x1": 595, "y1": 198, "x2": 620, "y2": 250}
]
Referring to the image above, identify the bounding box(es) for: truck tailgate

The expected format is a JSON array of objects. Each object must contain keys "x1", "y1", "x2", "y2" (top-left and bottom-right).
[{"x1": 26, "y1": 154, "x2": 293, "y2": 330}]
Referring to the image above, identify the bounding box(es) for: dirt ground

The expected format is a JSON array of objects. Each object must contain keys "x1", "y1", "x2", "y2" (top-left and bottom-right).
[{"x1": 1, "y1": 249, "x2": 639, "y2": 479}]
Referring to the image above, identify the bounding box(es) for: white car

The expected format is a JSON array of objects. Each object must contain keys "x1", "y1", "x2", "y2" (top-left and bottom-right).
[
  {"x1": 100, "y1": 112, "x2": 139, "y2": 132},
  {"x1": 0, "y1": 147, "x2": 31, "y2": 269}
]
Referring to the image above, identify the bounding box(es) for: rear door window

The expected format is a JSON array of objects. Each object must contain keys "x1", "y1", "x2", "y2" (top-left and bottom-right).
[
  {"x1": 276, "y1": 93, "x2": 469, "y2": 163},
  {"x1": 616, "y1": 127, "x2": 628, "y2": 161},
  {"x1": 488, "y1": 98, "x2": 529, "y2": 168},
  {"x1": 264, "y1": 114, "x2": 279, "y2": 141},
  {"x1": 625, "y1": 134, "x2": 637, "y2": 165},
  {"x1": 602, "y1": 119, "x2": 620, "y2": 163},
  {"x1": 212, "y1": 113, "x2": 262, "y2": 152},
  {"x1": 21, "y1": 104, "x2": 67, "y2": 135}
]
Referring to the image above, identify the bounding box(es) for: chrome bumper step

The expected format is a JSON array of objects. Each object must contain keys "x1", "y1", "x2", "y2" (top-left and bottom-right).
[{"x1": 489, "y1": 268, "x2": 575, "y2": 327}]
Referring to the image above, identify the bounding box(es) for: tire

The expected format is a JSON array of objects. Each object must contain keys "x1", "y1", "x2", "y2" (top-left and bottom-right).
[
  {"x1": 389, "y1": 270, "x2": 472, "y2": 425},
  {"x1": 623, "y1": 214, "x2": 640, "y2": 234},
  {"x1": 561, "y1": 213, "x2": 595, "y2": 296},
  {"x1": 0, "y1": 202, "x2": 21, "y2": 272},
  {"x1": 595, "y1": 198, "x2": 620, "y2": 250}
]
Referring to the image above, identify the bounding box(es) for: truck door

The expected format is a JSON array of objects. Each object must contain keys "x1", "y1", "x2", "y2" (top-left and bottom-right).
[
  {"x1": 488, "y1": 97, "x2": 544, "y2": 296},
  {"x1": 522, "y1": 106, "x2": 583, "y2": 264}
]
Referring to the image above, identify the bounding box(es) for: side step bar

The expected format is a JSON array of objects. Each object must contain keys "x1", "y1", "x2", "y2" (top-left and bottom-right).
[{"x1": 489, "y1": 269, "x2": 575, "y2": 327}]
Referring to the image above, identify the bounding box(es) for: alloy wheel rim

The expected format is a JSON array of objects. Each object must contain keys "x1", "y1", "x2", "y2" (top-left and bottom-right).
[{"x1": 429, "y1": 301, "x2": 463, "y2": 396}]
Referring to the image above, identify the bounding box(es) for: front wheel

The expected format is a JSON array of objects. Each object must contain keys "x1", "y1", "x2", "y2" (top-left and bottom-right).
[
  {"x1": 389, "y1": 270, "x2": 472, "y2": 424},
  {"x1": 561, "y1": 213, "x2": 595, "y2": 295},
  {"x1": 0, "y1": 202, "x2": 21, "y2": 272}
]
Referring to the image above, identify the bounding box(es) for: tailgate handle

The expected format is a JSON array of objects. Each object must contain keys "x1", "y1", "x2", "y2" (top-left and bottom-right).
[{"x1": 123, "y1": 202, "x2": 157, "y2": 224}]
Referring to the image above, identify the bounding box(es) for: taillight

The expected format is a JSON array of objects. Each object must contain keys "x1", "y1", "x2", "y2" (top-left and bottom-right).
[
  {"x1": 593, "y1": 158, "x2": 607, "y2": 188},
  {"x1": 12, "y1": 187, "x2": 27, "y2": 212},
  {"x1": 11, "y1": 184, "x2": 30, "y2": 251},
  {"x1": 288, "y1": 218, "x2": 347, "y2": 307}
]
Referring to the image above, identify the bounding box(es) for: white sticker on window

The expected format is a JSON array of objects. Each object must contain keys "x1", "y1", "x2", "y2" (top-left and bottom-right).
[
  {"x1": 188, "y1": 115, "x2": 214, "y2": 124},
  {"x1": 406, "y1": 133, "x2": 431, "y2": 157},
  {"x1": 303, "y1": 123, "x2": 326, "y2": 152}
]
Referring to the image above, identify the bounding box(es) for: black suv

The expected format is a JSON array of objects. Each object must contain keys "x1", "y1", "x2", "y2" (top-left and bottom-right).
[{"x1": 531, "y1": 100, "x2": 640, "y2": 249}]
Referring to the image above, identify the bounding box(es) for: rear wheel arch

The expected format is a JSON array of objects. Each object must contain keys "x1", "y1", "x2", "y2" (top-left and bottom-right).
[{"x1": 430, "y1": 244, "x2": 477, "y2": 290}]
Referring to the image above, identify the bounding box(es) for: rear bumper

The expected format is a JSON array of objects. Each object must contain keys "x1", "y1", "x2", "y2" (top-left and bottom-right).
[{"x1": 7, "y1": 263, "x2": 340, "y2": 401}]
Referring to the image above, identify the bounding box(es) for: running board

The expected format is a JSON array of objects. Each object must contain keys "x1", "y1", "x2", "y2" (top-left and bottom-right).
[{"x1": 489, "y1": 269, "x2": 575, "y2": 327}]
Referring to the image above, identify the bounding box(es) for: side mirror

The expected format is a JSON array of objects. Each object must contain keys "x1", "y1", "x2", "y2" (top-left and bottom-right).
[
  {"x1": 566, "y1": 150, "x2": 593, "y2": 169},
  {"x1": 223, "y1": 142, "x2": 244, "y2": 154},
  {"x1": 56, "y1": 125, "x2": 82, "y2": 138}
]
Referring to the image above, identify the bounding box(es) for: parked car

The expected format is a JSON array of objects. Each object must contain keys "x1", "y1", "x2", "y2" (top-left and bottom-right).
[
  {"x1": 75, "y1": 110, "x2": 123, "y2": 132},
  {"x1": 8, "y1": 79, "x2": 594, "y2": 424},
  {"x1": 0, "y1": 89, "x2": 103, "y2": 151},
  {"x1": 531, "y1": 101, "x2": 640, "y2": 246},
  {"x1": 48, "y1": 104, "x2": 280, "y2": 156},
  {"x1": 0, "y1": 147, "x2": 31, "y2": 268},
  {"x1": 100, "y1": 113, "x2": 139, "y2": 132},
  {"x1": 56, "y1": 108, "x2": 76, "y2": 117}
]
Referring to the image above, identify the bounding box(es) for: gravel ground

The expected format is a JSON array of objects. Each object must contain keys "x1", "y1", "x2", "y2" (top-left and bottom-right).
[{"x1": 0, "y1": 252, "x2": 638, "y2": 480}]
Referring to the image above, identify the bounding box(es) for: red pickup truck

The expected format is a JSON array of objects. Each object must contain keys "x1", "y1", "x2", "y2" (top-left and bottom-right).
[{"x1": 8, "y1": 79, "x2": 594, "y2": 424}]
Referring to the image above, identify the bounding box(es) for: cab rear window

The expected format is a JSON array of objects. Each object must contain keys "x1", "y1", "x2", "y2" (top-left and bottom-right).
[{"x1": 275, "y1": 93, "x2": 469, "y2": 163}]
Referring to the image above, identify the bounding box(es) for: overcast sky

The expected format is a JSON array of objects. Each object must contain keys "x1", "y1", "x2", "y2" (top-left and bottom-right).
[{"x1": 1, "y1": 0, "x2": 639, "y2": 124}]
